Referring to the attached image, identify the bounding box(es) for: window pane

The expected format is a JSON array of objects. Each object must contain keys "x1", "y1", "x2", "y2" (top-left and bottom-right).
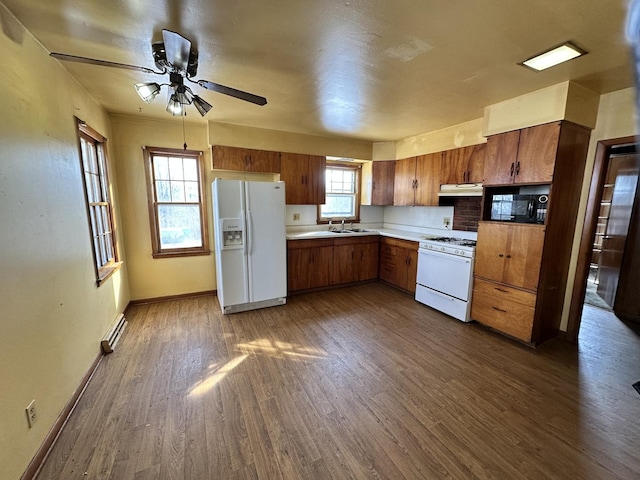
[
  {"x1": 184, "y1": 181, "x2": 199, "y2": 202},
  {"x1": 155, "y1": 180, "x2": 171, "y2": 202},
  {"x1": 169, "y1": 158, "x2": 184, "y2": 180},
  {"x1": 158, "y1": 204, "x2": 203, "y2": 249},
  {"x1": 183, "y1": 158, "x2": 198, "y2": 181},
  {"x1": 153, "y1": 156, "x2": 170, "y2": 180},
  {"x1": 170, "y1": 181, "x2": 186, "y2": 202},
  {"x1": 321, "y1": 194, "x2": 355, "y2": 217}
]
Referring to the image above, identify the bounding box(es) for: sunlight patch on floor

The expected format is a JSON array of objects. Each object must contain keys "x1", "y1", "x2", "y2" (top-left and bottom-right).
[
  {"x1": 189, "y1": 355, "x2": 248, "y2": 396},
  {"x1": 235, "y1": 338, "x2": 327, "y2": 360}
]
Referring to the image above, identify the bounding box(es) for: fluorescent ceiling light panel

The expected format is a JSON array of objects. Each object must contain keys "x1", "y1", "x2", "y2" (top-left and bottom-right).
[{"x1": 521, "y1": 42, "x2": 586, "y2": 71}]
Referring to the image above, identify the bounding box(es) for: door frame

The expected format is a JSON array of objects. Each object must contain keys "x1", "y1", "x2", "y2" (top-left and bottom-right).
[{"x1": 565, "y1": 135, "x2": 637, "y2": 343}]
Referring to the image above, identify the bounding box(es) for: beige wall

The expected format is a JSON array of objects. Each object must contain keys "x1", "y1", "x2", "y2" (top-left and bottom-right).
[
  {"x1": 0, "y1": 6, "x2": 130, "y2": 479},
  {"x1": 560, "y1": 87, "x2": 638, "y2": 330},
  {"x1": 110, "y1": 115, "x2": 217, "y2": 300},
  {"x1": 395, "y1": 118, "x2": 486, "y2": 159},
  {"x1": 209, "y1": 121, "x2": 373, "y2": 159}
]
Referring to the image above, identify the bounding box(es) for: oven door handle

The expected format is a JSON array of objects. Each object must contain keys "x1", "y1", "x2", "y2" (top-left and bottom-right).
[{"x1": 418, "y1": 248, "x2": 472, "y2": 263}]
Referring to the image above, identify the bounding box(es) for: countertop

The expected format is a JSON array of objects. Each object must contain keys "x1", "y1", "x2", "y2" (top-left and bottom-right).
[{"x1": 286, "y1": 228, "x2": 426, "y2": 243}]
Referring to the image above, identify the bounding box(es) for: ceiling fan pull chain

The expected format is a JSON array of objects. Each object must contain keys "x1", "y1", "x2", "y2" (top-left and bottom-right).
[{"x1": 182, "y1": 114, "x2": 187, "y2": 150}]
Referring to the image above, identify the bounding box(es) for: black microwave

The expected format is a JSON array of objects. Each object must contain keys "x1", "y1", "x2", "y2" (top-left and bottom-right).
[{"x1": 490, "y1": 194, "x2": 548, "y2": 224}]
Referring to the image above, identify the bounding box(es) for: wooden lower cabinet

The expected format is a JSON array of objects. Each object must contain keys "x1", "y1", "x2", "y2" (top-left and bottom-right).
[
  {"x1": 287, "y1": 236, "x2": 379, "y2": 294},
  {"x1": 287, "y1": 239, "x2": 333, "y2": 292},
  {"x1": 471, "y1": 278, "x2": 536, "y2": 342},
  {"x1": 379, "y1": 237, "x2": 418, "y2": 293},
  {"x1": 332, "y1": 236, "x2": 379, "y2": 285}
]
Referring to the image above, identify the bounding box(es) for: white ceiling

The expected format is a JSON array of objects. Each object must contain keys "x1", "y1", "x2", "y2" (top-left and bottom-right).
[{"x1": 2, "y1": 0, "x2": 634, "y2": 142}]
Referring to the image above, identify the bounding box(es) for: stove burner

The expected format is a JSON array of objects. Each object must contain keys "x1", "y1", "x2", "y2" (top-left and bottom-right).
[{"x1": 422, "y1": 236, "x2": 476, "y2": 248}]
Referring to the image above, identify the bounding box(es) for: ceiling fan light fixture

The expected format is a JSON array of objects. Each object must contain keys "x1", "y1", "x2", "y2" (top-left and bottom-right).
[
  {"x1": 166, "y1": 94, "x2": 186, "y2": 116},
  {"x1": 520, "y1": 42, "x2": 586, "y2": 71},
  {"x1": 134, "y1": 82, "x2": 161, "y2": 103},
  {"x1": 192, "y1": 96, "x2": 213, "y2": 116},
  {"x1": 175, "y1": 85, "x2": 194, "y2": 105}
]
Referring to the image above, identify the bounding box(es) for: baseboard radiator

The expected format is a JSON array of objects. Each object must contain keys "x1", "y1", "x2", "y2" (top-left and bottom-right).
[{"x1": 101, "y1": 314, "x2": 127, "y2": 354}]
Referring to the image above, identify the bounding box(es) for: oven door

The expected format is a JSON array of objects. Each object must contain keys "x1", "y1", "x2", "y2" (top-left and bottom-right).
[{"x1": 416, "y1": 248, "x2": 473, "y2": 301}]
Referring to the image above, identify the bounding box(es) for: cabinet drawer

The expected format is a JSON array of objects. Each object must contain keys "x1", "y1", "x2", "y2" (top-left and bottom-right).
[
  {"x1": 471, "y1": 289, "x2": 535, "y2": 342},
  {"x1": 287, "y1": 239, "x2": 333, "y2": 250},
  {"x1": 473, "y1": 278, "x2": 536, "y2": 308}
]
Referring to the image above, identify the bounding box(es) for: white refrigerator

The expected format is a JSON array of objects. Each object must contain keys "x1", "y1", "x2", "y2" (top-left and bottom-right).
[{"x1": 212, "y1": 179, "x2": 287, "y2": 314}]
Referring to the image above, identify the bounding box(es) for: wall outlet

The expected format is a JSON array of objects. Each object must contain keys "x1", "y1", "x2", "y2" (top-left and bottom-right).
[
  {"x1": 443, "y1": 217, "x2": 451, "y2": 227},
  {"x1": 26, "y1": 399, "x2": 37, "y2": 428},
  {"x1": 293, "y1": 213, "x2": 300, "y2": 221}
]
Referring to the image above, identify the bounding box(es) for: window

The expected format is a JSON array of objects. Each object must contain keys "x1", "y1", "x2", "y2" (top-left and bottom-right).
[
  {"x1": 318, "y1": 162, "x2": 361, "y2": 222},
  {"x1": 144, "y1": 147, "x2": 209, "y2": 258},
  {"x1": 77, "y1": 120, "x2": 120, "y2": 284}
]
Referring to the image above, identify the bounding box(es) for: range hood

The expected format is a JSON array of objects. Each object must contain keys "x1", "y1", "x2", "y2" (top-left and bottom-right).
[{"x1": 437, "y1": 183, "x2": 483, "y2": 197}]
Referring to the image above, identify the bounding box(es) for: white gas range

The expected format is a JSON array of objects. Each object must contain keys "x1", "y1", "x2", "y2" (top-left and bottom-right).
[{"x1": 415, "y1": 236, "x2": 477, "y2": 322}]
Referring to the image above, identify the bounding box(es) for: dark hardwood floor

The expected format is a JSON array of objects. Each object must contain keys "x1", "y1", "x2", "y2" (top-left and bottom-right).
[{"x1": 35, "y1": 283, "x2": 640, "y2": 479}]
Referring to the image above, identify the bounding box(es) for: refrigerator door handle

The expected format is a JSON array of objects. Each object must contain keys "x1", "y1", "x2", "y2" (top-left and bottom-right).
[
  {"x1": 240, "y1": 210, "x2": 249, "y2": 256},
  {"x1": 246, "y1": 209, "x2": 253, "y2": 255}
]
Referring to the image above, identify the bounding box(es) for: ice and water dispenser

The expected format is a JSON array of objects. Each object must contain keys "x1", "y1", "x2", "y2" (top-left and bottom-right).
[{"x1": 220, "y1": 218, "x2": 244, "y2": 249}]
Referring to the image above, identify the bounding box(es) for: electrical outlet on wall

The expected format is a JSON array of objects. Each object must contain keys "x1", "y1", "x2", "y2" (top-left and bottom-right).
[
  {"x1": 293, "y1": 213, "x2": 300, "y2": 221},
  {"x1": 26, "y1": 399, "x2": 37, "y2": 428},
  {"x1": 443, "y1": 217, "x2": 451, "y2": 228}
]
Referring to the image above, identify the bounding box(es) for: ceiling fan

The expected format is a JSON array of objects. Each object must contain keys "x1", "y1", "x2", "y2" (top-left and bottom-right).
[{"x1": 50, "y1": 29, "x2": 267, "y2": 117}]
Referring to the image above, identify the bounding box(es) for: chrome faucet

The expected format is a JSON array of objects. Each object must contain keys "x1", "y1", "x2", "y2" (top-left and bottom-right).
[{"x1": 341, "y1": 219, "x2": 345, "y2": 231}]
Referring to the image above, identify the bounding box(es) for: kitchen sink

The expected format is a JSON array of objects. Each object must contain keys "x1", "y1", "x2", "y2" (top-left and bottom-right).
[{"x1": 330, "y1": 228, "x2": 375, "y2": 234}]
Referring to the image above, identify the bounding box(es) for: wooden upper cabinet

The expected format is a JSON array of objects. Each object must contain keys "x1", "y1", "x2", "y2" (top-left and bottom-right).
[
  {"x1": 393, "y1": 157, "x2": 417, "y2": 206},
  {"x1": 393, "y1": 153, "x2": 441, "y2": 206},
  {"x1": 515, "y1": 122, "x2": 561, "y2": 184},
  {"x1": 307, "y1": 155, "x2": 326, "y2": 205},
  {"x1": 467, "y1": 144, "x2": 487, "y2": 183},
  {"x1": 280, "y1": 152, "x2": 326, "y2": 205},
  {"x1": 474, "y1": 222, "x2": 545, "y2": 292},
  {"x1": 212, "y1": 145, "x2": 280, "y2": 173},
  {"x1": 484, "y1": 122, "x2": 562, "y2": 186},
  {"x1": 415, "y1": 152, "x2": 441, "y2": 206},
  {"x1": 441, "y1": 144, "x2": 486, "y2": 184},
  {"x1": 484, "y1": 131, "x2": 520, "y2": 185},
  {"x1": 371, "y1": 160, "x2": 396, "y2": 205}
]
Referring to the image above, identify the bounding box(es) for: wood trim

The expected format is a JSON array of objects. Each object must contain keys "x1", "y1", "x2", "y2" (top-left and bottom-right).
[
  {"x1": 127, "y1": 290, "x2": 216, "y2": 306},
  {"x1": 21, "y1": 352, "x2": 104, "y2": 480},
  {"x1": 142, "y1": 146, "x2": 209, "y2": 258},
  {"x1": 565, "y1": 135, "x2": 638, "y2": 343}
]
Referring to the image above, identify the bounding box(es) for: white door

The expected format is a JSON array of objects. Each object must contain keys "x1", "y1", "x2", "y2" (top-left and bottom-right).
[{"x1": 245, "y1": 181, "x2": 287, "y2": 302}]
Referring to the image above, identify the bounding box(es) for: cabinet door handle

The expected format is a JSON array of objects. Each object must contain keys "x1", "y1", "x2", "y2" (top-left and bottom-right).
[
  {"x1": 510, "y1": 162, "x2": 515, "y2": 177},
  {"x1": 492, "y1": 306, "x2": 507, "y2": 313},
  {"x1": 515, "y1": 161, "x2": 520, "y2": 176},
  {"x1": 506, "y1": 255, "x2": 511, "y2": 259},
  {"x1": 498, "y1": 253, "x2": 504, "y2": 257},
  {"x1": 495, "y1": 287, "x2": 509, "y2": 293}
]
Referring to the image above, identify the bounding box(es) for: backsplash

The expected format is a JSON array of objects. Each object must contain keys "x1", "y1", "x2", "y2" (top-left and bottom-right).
[{"x1": 452, "y1": 197, "x2": 482, "y2": 231}]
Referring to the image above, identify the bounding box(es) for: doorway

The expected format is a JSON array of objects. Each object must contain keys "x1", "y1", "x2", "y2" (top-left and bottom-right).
[{"x1": 567, "y1": 137, "x2": 639, "y2": 342}]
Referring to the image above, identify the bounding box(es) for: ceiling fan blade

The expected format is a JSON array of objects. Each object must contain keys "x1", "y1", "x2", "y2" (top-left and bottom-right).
[
  {"x1": 196, "y1": 79, "x2": 267, "y2": 106},
  {"x1": 50, "y1": 52, "x2": 161, "y2": 75},
  {"x1": 162, "y1": 29, "x2": 192, "y2": 73}
]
